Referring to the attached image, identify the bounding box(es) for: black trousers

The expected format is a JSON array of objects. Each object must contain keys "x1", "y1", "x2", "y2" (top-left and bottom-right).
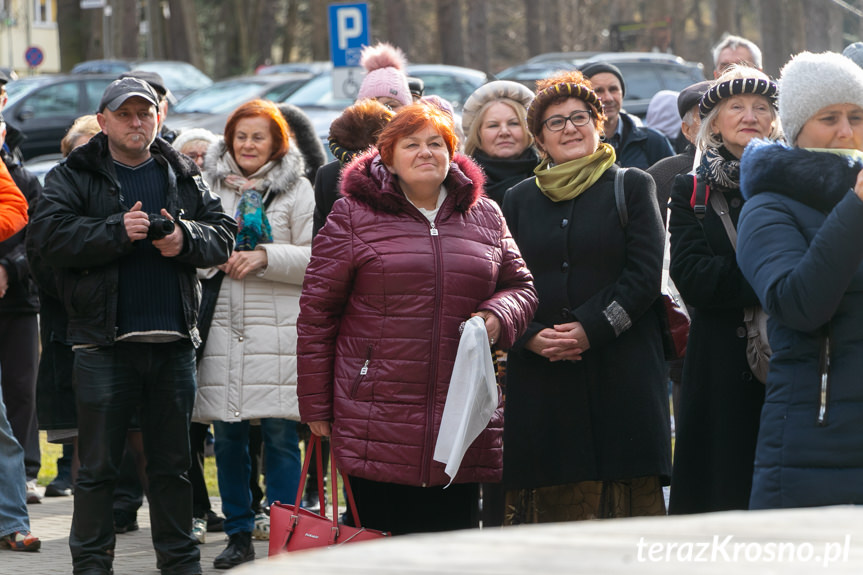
[
  {"x1": 70, "y1": 341, "x2": 200, "y2": 575},
  {"x1": 346, "y1": 476, "x2": 479, "y2": 535},
  {"x1": 0, "y1": 314, "x2": 40, "y2": 479}
]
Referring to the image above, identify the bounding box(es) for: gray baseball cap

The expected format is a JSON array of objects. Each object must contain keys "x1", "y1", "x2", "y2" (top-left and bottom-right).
[{"x1": 98, "y1": 77, "x2": 159, "y2": 113}]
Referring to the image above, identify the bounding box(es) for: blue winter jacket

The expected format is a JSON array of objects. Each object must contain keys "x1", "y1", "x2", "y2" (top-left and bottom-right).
[{"x1": 738, "y1": 139, "x2": 863, "y2": 509}]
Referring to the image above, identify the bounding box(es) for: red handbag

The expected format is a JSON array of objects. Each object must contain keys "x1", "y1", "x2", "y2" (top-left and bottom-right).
[{"x1": 268, "y1": 435, "x2": 390, "y2": 556}]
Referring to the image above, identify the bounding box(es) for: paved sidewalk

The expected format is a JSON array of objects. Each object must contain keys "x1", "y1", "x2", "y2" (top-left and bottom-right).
[{"x1": 2, "y1": 491, "x2": 270, "y2": 574}]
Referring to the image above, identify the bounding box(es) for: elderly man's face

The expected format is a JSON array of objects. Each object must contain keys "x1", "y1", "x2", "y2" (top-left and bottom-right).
[{"x1": 714, "y1": 46, "x2": 757, "y2": 77}]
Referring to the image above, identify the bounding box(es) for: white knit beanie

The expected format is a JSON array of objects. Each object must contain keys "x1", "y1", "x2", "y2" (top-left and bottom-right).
[{"x1": 779, "y1": 51, "x2": 863, "y2": 144}]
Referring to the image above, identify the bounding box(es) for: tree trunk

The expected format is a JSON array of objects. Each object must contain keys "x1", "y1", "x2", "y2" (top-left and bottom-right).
[
  {"x1": 525, "y1": 0, "x2": 542, "y2": 57},
  {"x1": 281, "y1": 0, "x2": 299, "y2": 62},
  {"x1": 114, "y1": 0, "x2": 139, "y2": 60},
  {"x1": 254, "y1": 0, "x2": 279, "y2": 67},
  {"x1": 311, "y1": 0, "x2": 329, "y2": 62},
  {"x1": 164, "y1": 0, "x2": 203, "y2": 67},
  {"x1": 438, "y1": 0, "x2": 464, "y2": 66},
  {"x1": 803, "y1": 0, "x2": 830, "y2": 52},
  {"x1": 385, "y1": 0, "x2": 411, "y2": 61},
  {"x1": 544, "y1": 0, "x2": 561, "y2": 53},
  {"x1": 714, "y1": 0, "x2": 737, "y2": 37},
  {"x1": 56, "y1": 0, "x2": 87, "y2": 71},
  {"x1": 466, "y1": 0, "x2": 488, "y2": 72},
  {"x1": 759, "y1": 0, "x2": 786, "y2": 77}
]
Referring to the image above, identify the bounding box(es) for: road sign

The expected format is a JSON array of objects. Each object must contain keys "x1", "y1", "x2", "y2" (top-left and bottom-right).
[
  {"x1": 80, "y1": 0, "x2": 106, "y2": 8},
  {"x1": 332, "y1": 67, "x2": 364, "y2": 100},
  {"x1": 25, "y1": 46, "x2": 43, "y2": 68},
  {"x1": 328, "y1": 3, "x2": 369, "y2": 68}
]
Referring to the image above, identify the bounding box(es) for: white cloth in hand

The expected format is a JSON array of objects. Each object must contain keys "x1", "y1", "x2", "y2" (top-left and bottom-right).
[{"x1": 433, "y1": 315, "x2": 497, "y2": 486}]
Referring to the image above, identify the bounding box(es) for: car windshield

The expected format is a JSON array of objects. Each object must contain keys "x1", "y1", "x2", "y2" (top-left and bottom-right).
[
  {"x1": 281, "y1": 74, "x2": 352, "y2": 108},
  {"x1": 5, "y1": 77, "x2": 53, "y2": 107},
  {"x1": 173, "y1": 81, "x2": 273, "y2": 114},
  {"x1": 136, "y1": 62, "x2": 212, "y2": 93}
]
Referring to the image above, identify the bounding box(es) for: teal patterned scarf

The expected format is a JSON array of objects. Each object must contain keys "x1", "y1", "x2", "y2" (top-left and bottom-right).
[{"x1": 224, "y1": 170, "x2": 273, "y2": 251}]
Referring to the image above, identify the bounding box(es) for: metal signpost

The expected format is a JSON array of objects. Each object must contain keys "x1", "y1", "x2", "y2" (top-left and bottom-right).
[{"x1": 328, "y1": 3, "x2": 369, "y2": 101}]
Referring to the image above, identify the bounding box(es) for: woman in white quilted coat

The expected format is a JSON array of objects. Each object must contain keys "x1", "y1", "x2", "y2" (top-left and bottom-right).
[{"x1": 193, "y1": 99, "x2": 314, "y2": 569}]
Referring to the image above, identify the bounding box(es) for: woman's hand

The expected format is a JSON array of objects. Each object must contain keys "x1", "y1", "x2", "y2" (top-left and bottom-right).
[
  {"x1": 524, "y1": 321, "x2": 589, "y2": 361},
  {"x1": 308, "y1": 421, "x2": 332, "y2": 437},
  {"x1": 218, "y1": 249, "x2": 268, "y2": 280},
  {"x1": 855, "y1": 169, "x2": 863, "y2": 201},
  {"x1": 472, "y1": 310, "x2": 502, "y2": 346}
]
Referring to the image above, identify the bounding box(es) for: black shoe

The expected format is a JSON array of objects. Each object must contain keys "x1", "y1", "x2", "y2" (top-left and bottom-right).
[
  {"x1": 45, "y1": 479, "x2": 73, "y2": 497},
  {"x1": 113, "y1": 510, "x2": 139, "y2": 534},
  {"x1": 213, "y1": 532, "x2": 255, "y2": 570},
  {"x1": 206, "y1": 510, "x2": 225, "y2": 532}
]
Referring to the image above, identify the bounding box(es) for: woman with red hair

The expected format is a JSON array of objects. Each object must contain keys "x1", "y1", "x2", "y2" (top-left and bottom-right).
[
  {"x1": 193, "y1": 99, "x2": 314, "y2": 568},
  {"x1": 297, "y1": 102, "x2": 537, "y2": 535}
]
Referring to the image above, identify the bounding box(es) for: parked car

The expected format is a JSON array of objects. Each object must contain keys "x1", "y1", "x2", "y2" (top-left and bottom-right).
[
  {"x1": 498, "y1": 52, "x2": 704, "y2": 118},
  {"x1": 4, "y1": 73, "x2": 116, "y2": 160},
  {"x1": 406, "y1": 64, "x2": 490, "y2": 110},
  {"x1": 579, "y1": 52, "x2": 705, "y2": 117},
  {"x1": 256, "y1": 61, "x2": 333, "y2": 76},
  {"x1": 275, "y1": 64, "x2": 489, "y2": 112},
  {"x1": 165, "y1": 73, "x2": 315, "y2": 135},
  {"x1": 70, "y1": 59, "x2": 213, "y2": 100}
]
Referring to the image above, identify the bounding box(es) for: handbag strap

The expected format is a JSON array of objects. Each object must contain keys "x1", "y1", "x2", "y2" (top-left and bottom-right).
[
  {"x1": 613, "y1": 167, "x2": 629, "y2": 228},
  {"x1": 294, "y1": 434, "x2": 326, "y2": 516},
  {"x1": 708, "y1": 189, "x2": 738, "y2": 251},
  {"x1": 295, "y1": 435, "x2": 367, "y2": 532}
]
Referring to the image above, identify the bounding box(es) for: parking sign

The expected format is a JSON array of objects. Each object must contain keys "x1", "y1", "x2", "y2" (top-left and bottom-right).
[{"x1": 328, "y1": 3, "x2": 369, "y2": 67}]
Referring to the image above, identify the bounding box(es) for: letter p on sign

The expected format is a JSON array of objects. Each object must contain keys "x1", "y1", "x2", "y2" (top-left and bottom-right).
[{"x1": 337, "y1": 8, "x2": 362, "y2": 50}]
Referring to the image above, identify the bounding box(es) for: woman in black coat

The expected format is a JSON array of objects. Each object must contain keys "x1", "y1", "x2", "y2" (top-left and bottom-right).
[
  {"x1": 667, "y1": 66, "x2": 781, "y2": 514},
  {"x1": 502, "y1": 71, "x2": 670, "y2": 523}
]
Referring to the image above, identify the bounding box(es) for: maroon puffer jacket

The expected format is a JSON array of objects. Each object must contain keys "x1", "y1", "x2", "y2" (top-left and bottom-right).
[{"x1": 298, "y1": 150, "x2": 537, "y2": 487}]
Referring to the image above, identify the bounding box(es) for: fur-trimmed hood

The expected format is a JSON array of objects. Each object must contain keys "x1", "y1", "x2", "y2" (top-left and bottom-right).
[
  {"x1": 741, "y1": 139, "x2": 863, "y2": 213},
  {"x1": 64, "y1": 132, "x2": 200, "y2": 179},
  {"x1": 277, "y1": 103, "x2": 327, "y2": 180},
  {"x1": 339, "y1": 149, "x2": 486, "y2": 215},
  {"x1": 203, "y1": 138, "x2": 307, "y2": 197}
]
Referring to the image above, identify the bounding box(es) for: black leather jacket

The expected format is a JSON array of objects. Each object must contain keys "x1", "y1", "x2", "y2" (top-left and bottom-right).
[{"x1": 29, "y1": 133, "x2": 237, "y2": 346}]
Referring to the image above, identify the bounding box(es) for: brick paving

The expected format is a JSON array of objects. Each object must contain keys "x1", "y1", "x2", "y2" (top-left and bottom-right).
[{"x1": 1, "y1": 488, "x2": 271, "y2": 574}]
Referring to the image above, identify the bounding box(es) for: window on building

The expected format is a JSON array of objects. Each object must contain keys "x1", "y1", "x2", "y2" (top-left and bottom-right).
[{"x1": 34, "y1": 0, "x2": 57, "y2": 26}]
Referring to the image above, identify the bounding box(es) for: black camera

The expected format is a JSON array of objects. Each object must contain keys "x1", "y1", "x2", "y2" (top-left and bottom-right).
[{"x1": 147, "y1": 213, "x2": 175, "y2": 241}]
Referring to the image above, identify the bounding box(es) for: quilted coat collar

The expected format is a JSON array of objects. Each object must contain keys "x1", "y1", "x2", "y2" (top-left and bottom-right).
[
  {"x1": 741, "y1": 139, "x2": 863, "y2": 213},
  {"x1": 64, "y1": 132, "x2": 199, "y2": 179},
  {"x1": 339, "y1": 149, "x2": 486, "y2": 215}
]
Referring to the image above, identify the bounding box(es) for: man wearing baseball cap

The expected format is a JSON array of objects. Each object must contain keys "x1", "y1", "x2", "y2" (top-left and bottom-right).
[
  {"x1": 29, "y1": 77, "x2": 236, "y2": 575},
  {"x1": 580, "y1": 61, "x2": 674, "y2": 170}
]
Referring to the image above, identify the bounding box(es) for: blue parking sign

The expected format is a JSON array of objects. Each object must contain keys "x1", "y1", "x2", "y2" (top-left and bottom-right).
[{"x1": 328, "y1": 3, "x2": 369, "y2": 68}]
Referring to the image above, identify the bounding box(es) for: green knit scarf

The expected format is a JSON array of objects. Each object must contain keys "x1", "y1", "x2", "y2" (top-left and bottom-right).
[{"x1": 534, "y1": 143, "x2": 616, "y2": 202}]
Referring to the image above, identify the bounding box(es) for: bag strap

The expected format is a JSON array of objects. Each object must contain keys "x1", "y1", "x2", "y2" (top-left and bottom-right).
[
  {"x1": 614, "y1": 167, "x2": 628, "y2": 228},
  {"x1": 691, "y1": 176, "x2": 709, "y2": 220},
  {"x1": 296, "y1": 435, "x2": 367, "y2": 533},
  {"x1": 708, "y1": 189, "x2": 738, "y2": 251}
]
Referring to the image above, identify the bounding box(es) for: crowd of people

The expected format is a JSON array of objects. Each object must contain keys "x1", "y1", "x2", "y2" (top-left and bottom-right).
[{"x1": 2, "y1": 32, "x2": 863, "y2": 574}]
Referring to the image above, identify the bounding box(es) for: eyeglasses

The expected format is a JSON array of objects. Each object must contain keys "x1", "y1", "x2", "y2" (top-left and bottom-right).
[{"x1": 542, "y1": 110, "x2": 593, "y2": 132}]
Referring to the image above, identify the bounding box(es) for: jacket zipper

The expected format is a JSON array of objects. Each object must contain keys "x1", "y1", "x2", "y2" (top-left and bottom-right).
[
  {"x1": 420, "y1": 216, "x2": 443, "y2": 486},
  {"x1": 817, "y1": 334, "x2": 831, "y2": 426},
  {"x1": 350, "y1": 345, "x2": 373, "y2": 399}
]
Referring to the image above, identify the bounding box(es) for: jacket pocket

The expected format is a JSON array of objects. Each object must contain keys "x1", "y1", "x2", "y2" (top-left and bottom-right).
[
  {"x1": 817, "y1": 334, "x2": 831, "y2": 427},
  {"x1": 350, "y1": 344, "x2": 374, "y2": 399}
]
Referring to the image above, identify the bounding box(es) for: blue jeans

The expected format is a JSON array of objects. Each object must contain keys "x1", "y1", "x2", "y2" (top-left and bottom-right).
[
  {"x1": 0, "y1": 366, "x2": 30, "y2": 538},
  {"x1": 213, "y1": 418, "x2": 301, "y2": 535},
  {"x1": 70, "y1": 341, "x2": 200, "y2": 575}
]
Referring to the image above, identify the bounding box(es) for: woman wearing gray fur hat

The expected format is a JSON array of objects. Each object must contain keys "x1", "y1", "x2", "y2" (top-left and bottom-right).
[
  {"x1": 462, "y1": 80, "x2": 540, "y2": 206},
  {"x1": 667, "y1": 65, "x2": 781, "y2": 515},
  {"x1": 737, "y1": 51, "x2": 863, "y2": 509}
]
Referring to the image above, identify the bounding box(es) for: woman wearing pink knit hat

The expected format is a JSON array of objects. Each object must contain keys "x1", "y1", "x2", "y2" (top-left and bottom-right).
[{"x1": 356, "y1": 42, "x2": 412, "y2": 110}]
